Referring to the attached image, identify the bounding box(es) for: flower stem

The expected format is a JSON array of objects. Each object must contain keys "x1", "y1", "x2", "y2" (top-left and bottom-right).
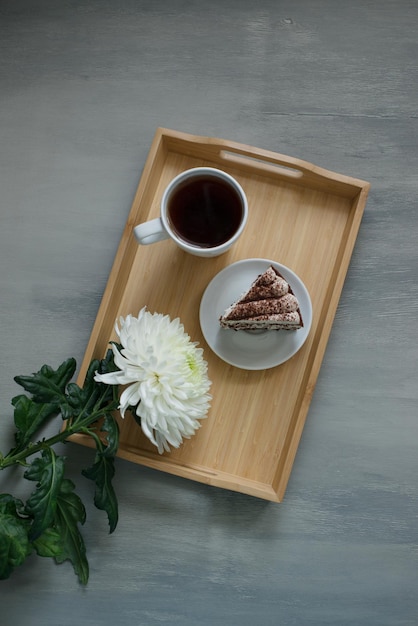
[{"x1": 0, "y1": 409, "x2": 108, "y2": 470}]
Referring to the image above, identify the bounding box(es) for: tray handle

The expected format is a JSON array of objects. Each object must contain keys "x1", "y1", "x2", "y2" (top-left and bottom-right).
[{"x1": 219, "y1": 146, "x2": 307, "y2": 180}]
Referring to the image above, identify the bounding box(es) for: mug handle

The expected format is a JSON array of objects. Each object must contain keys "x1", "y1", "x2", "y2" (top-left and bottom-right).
[{"x1": 134, "y1": 218, "x2": 169, "y2": 245}]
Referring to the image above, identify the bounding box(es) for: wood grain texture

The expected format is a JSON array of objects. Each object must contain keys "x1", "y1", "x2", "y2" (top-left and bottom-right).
[{"x1": 0, "y1": 1, "x2": 417, "y2": 624}]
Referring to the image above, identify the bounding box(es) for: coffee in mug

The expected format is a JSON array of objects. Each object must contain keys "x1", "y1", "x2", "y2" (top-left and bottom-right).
[{"x1": 134, "y1": 167, "x2": 248, "y2": 257}]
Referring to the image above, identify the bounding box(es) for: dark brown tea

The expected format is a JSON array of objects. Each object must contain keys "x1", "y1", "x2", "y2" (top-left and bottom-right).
[{"x1": 167, "y1": 175, "x2": 243, "y2": 248}]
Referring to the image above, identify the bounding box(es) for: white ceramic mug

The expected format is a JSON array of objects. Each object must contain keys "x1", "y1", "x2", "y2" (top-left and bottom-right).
[{"x1": 134, "y1": 167, "x2": 248, "y2": 257}]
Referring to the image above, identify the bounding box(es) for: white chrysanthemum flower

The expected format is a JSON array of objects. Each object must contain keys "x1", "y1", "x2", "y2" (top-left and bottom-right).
[{"x1": 94, "y1": 308, "x2": 212, "y2": 454}]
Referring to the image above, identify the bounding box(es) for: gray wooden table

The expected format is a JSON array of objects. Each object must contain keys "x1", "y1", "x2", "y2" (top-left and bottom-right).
[{"x1": 1, "y1": 1, "x2": 417, "y2": 624}]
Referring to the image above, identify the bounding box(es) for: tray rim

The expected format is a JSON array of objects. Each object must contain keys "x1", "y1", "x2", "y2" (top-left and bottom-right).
[{"x1": 70, "y1": 127, "x2": 371, "y2": 502}]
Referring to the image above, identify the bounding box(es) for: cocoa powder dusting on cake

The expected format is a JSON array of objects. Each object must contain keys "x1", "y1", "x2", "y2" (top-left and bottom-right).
[{"x1": 224, "y1": 295, "x2": 298, "y2": 320}]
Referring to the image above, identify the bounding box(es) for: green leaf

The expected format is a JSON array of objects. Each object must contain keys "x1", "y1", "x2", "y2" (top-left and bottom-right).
[
  {"x1": 101, "y1": 413, "x2": 119, "y2": 458},
  {"x1": 60, "y1": 352, "x2": 117, "y2": 422},
  {"x1": 14, "y1": 358, "x2": 76, "y2": 405},
  {"x1": 12, "y1": 395, "x2": 58, "y2": 449},
  {"x1": 24, "y1": 448, "x2": 65, "y2": 540},
  {"x1": 32, "y1": 527, "x2": 63, "y2": 558},
  {"x1": 0, "y1": 493, "x2": 25, "y2": 516},
  {"x1": 54, "y1": 479, "x2": 88, "y2": 585},
  {"x1": 82, "y1": 454, "x2": 118, "y2": 533},
  {"x1": 81, "y1": 412, "x2": 119, "y2": 533},
  {"x1": 0, "y1": 494, "x2": 32, "y2": 579}
]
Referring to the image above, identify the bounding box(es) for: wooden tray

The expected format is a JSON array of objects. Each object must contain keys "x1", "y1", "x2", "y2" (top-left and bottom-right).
[{"x1": 72, "y1": 128, "x2": 370, "y2": 502}]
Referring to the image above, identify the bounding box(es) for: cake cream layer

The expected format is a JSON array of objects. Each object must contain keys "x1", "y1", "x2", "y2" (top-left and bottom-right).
[
  {"x1": 220, "y1": 311, "x2": 302, "y2": 330},
  {"x1": 222, "y1": 293, "x2": 299, "y2": 320}
]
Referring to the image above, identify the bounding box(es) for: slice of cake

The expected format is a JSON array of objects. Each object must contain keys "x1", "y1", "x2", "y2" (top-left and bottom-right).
[{"x1": 219, "y1": 265, "x2": 304, "y2": 331}]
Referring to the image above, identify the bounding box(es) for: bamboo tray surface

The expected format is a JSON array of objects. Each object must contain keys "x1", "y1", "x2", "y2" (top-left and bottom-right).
[{"x1": 73, "y1": 128, "x2": 370, "y2": 502}]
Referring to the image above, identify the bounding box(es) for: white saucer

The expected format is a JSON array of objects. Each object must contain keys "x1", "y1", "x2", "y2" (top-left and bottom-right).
[{"x1": 199, "y1": 258, "x2": 312, "y2": 370}]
